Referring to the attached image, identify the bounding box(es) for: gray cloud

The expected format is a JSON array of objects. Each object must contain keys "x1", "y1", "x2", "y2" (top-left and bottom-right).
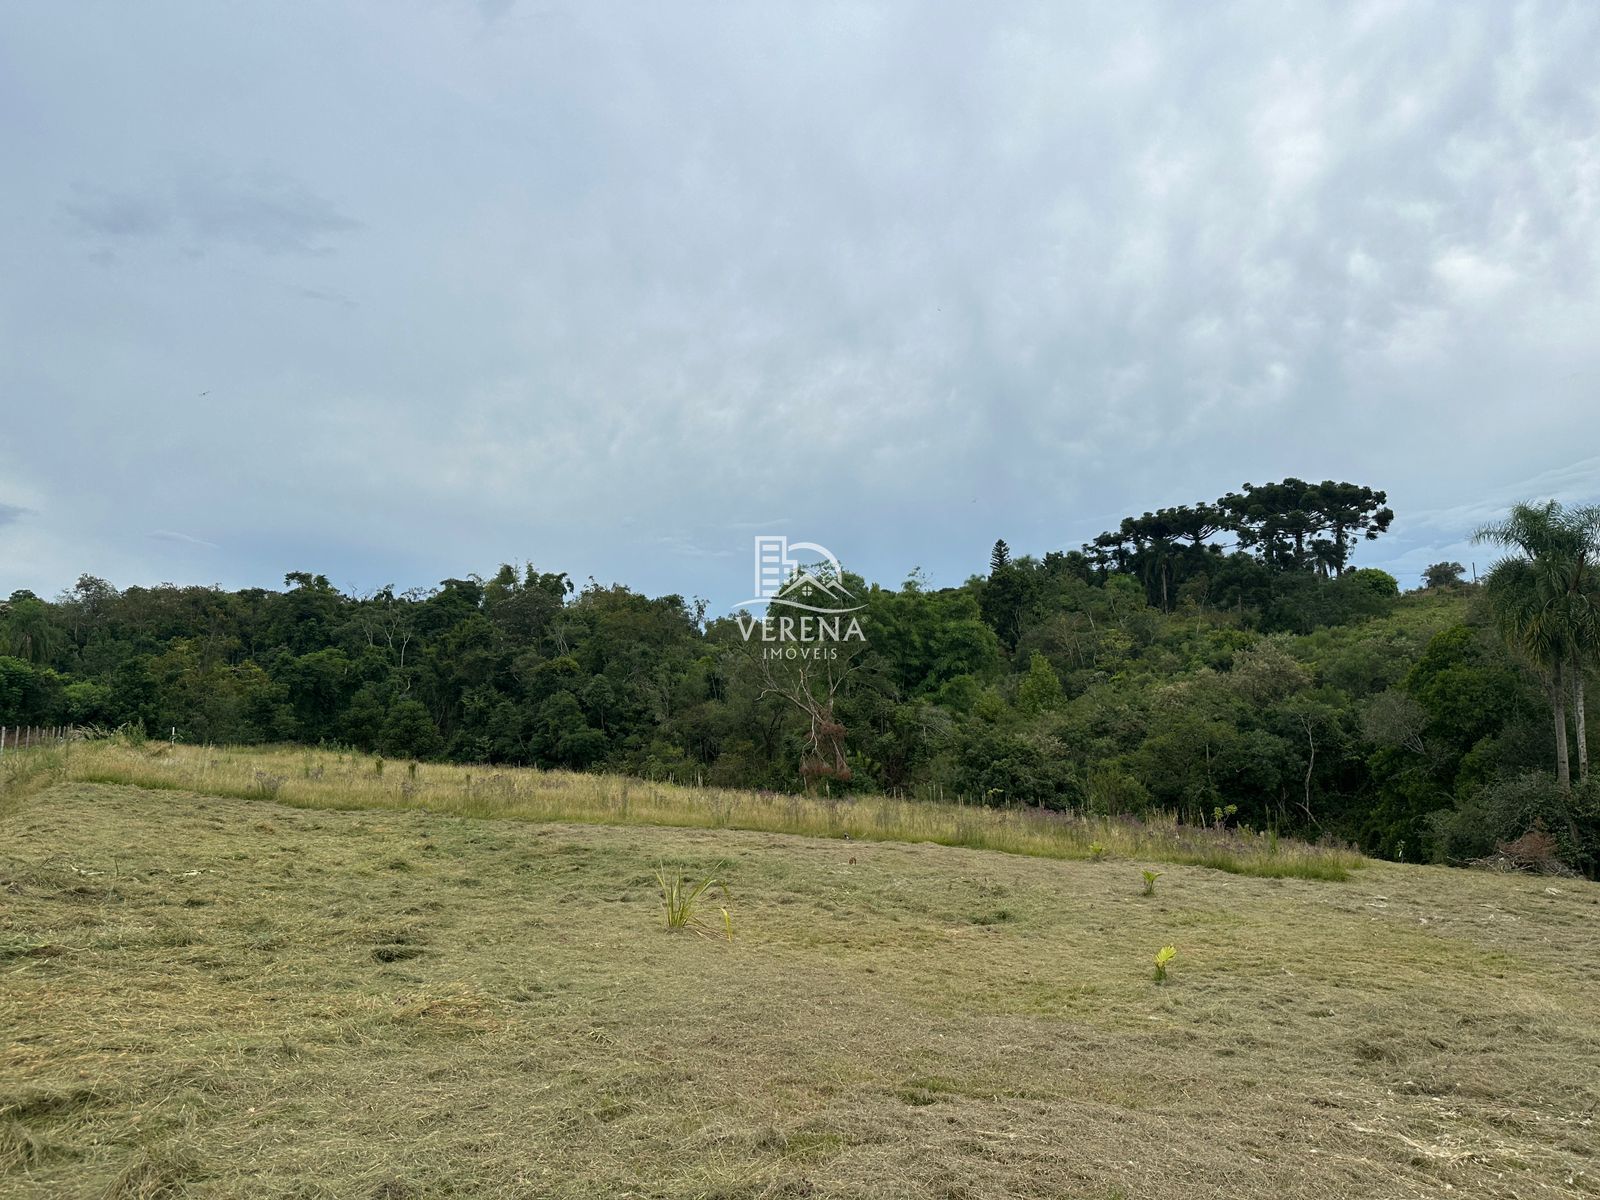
[
  {"x1": 290, "y1": 285, "x2": 357, "y2": 308},
  {"x1": 64, "y1": 190, "x2": 170, "y2": 238},
  {"x1": 0, "y1": 503, "x2": 29, "y2": 529},
  {"x1": 66, "y1": 173, "x2": 359, "y2": 256},
  {"x1": 1, "y1": 1, "x2": 1598, "y2": 603}
]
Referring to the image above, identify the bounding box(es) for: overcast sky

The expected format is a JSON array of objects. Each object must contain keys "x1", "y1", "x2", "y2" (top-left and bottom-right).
[{"x1": 2, "y1": 1, "x2": 1598, "y2": 609}]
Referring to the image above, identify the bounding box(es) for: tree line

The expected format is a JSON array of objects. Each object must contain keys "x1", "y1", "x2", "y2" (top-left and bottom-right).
[{"x1": 1, "y1": 478, "x2": 1595, "y2": 875}]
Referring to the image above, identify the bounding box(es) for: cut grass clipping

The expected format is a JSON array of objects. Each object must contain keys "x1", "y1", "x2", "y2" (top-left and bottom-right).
[
  {"x1": 4, "y1": 779, "x2": 1599, "y2": 1198},
  {"x1": 657, "y1": 862, "x2": 734, "y2": 940}
]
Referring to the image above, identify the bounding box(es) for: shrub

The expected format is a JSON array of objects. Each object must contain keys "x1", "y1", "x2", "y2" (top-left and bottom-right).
[
  {"x1": 656, "y1": 863, "x2": 733, "y2": 939},
  {"x1": 1141, "y1": 869, "x2": 1161, "y2": 897},
  {"x1": 1014, "y1": 652, "x2": 1064, "y2": 715},
  {"x1": 1428, "y1": 773, "x2": 1599, "y2": 876},
  {"x1": 380, "y1": 700, "x2": 443, "y2": 760},
  {"x1": 1084, "y1": 764, "x2": 1152, "y2": 816},
  {"x1": 954, "y1": 727, "x2": 1075, "y2": 809},
  {"x1": 113, "y1": 720, "x2": 148, "y2": 749},
  {"x1": 1422, "y1": 561, "x2": 1466, "y2": 589}
]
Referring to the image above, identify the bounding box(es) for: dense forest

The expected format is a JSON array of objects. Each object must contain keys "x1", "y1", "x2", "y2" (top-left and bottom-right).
[{"x1": 3, "y1": 478, "x2": 1597, "y2": 874}]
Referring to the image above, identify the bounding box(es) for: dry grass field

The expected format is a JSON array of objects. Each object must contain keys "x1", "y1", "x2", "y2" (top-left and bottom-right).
[
  {"x1": 2, "y1": 745, "x2": 1598, "y2": 1198},
  {"x1": 48, "y1": 741, "x2": 1365, "y2": 881}
]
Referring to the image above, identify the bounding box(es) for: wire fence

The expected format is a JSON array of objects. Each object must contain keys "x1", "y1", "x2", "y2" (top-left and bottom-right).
[{"x1": 0, "y1": 725, "x2": 77, "y2": 753}]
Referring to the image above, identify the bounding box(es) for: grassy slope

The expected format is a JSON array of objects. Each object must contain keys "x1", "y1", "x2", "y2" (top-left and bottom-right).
[
  {"x1": 54, "y1": 742, "x2": 1365, "y2": 881},
  {"x1": 3, "y1": 779, "x2": 1598, "y2": 1198}
]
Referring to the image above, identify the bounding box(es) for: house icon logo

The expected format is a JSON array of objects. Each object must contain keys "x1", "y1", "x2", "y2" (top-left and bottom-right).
[{"x1": 742, "y1": 536, "x2": 863, "y2": 614}]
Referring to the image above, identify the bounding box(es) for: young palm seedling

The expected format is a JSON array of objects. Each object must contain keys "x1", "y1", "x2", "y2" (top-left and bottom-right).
[
  {"x1": 1141, "y1": 869, "x2": 1162, "y2": 897},
  {"x1": 656, "y1": 863, "x2": 734, "y2": 940},
  {"x1": 1152, "y1": 944, "x2": 1178, "y2": 983}
]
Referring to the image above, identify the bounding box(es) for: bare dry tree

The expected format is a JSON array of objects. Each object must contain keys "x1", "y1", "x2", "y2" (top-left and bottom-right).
[{"x1": 747, "y1": 643, "x2": 862, "y2": 789}]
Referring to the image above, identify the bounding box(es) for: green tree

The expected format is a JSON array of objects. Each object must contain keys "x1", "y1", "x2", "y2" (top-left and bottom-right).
[
  {"x1": 3, "y1": 595, "x2": 59, "y2": 665},
  {"x1": 1015, "y1": 651, "x2": 1063, "y2": 715},
  {"x1": 1088, "y1": 507, "x2": 1226, "y2": 612},
  {"x1": 380, "y1": 698, "x2": 444, "y2": 758},
  {"x1": 0, "y1": 656, "x2": 64, "y2": 724},
  {"x1": 63, "y1": 680, "x2": 114, "y2": 725},
  {"x1": 979, "y1": 560, "x2": 1028, "y2": 649},
  {"x1": 342, "y1": 684, "x2": 389, "y2": 750},
  {"x1": 1308, "y1": 482, "x2": 1395, "y2": 576},
  {"x1": 533, "y1": 691, "x2": 607, "y2": 768},
  {"x1": 1422, "y1": 561, "x2": 1466, "y2": 590},
  {"x1": 1218, "y1": 479, "x2": 1392, "y2": 576}
]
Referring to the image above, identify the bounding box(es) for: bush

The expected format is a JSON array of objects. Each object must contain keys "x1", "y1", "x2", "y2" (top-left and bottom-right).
[
  {"x1": 0, "y1": 656, "x2": 65, "y2": 726},
  {"x1": 1084, "y1": 764, "x2": 1151, "y2": 816},
  {"x1": 1422, "y1": 561, "x2": 1466, "y2": 589},
  {"x1": 379, "y1": 700, "x2": 444, "y2": 760},
  {"x1": 1428, "y1": 773, "x2": 1600, "y2": 876},
  {"x1": 953, "y1": 727, "x2": 1074, "y2": 808},
  {"x1": 63, "y1": 681, "x2": 114, "y2": 725}
]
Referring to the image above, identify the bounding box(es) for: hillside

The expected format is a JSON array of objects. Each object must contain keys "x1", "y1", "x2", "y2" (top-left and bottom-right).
[
  {"x1": 4, "y1": 768, "x2": 1597, "y2": 1198},
  {"x1": 16, "y1": 557, "x2": 1586, "y2": 876}
]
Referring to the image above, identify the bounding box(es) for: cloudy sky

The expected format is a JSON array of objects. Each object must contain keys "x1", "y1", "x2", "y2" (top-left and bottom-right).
[{"x1": 2, "y1": 2, "x2": 1598, "y2": 609}]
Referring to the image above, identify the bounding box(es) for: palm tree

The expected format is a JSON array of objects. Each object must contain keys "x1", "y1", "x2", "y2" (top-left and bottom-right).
[
  {"x1": 1474, "y1": 501, "x2": 1600, "y2": 787},
  {"x1": 1567, "y1": 505, "x2": 1600, "y2": 783}
]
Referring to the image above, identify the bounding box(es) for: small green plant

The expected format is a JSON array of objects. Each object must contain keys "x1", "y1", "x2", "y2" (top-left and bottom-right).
[
  {"x1": 1153, "y1": 944, "x2": 1178, "y2": 983},
  {"x1": 656, "y1": 863, "x2": 733, "y2": 940},
  {"x1": 113, "y1": 720, "x2": 148, "y2": 749},
  {"x1": 1141, "y1": 869, "x2": 1162, "y2": 896},
  {"x1": 1088, "y1": 842, "x2": 1109, "y2": 861}
]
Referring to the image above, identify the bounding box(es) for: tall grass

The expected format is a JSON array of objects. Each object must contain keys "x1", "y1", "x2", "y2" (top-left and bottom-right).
[
  {"x1": 49, "y1": 741, "x2": 1364, "y2": 881},
  {"x1": 0, "y1": 743, "x2": 69, "y2": 817}
]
